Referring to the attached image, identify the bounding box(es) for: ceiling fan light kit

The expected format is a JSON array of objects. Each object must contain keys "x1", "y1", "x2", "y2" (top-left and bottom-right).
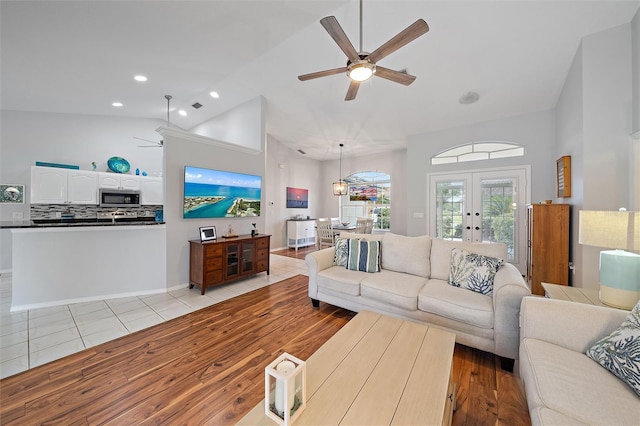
[
  {"x1": 348, "y1": 60, "x2": 375, "y2": 82},
  {"x1": 298, "y1": 0, "x2": 429, "y2": 101}
]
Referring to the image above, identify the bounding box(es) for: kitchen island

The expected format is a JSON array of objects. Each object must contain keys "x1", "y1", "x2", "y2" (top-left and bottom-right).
[{"x1": 9, "y1": 223, "x2": 166, "y2": 311}]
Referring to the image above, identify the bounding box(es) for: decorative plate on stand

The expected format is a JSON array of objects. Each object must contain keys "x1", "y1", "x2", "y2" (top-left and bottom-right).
[{"x1": 107, "y1": 156, "x2": 131, "y2": 174}]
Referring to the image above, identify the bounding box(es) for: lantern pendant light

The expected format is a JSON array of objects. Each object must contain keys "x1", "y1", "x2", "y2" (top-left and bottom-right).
[{"x1": 333, "y1": 143, "x2": 348, "y2": 196}]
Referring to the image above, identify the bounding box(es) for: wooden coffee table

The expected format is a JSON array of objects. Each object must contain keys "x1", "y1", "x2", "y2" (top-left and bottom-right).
[{"x1": 237, "y1": 310, "x2": 456, "y2": 425}]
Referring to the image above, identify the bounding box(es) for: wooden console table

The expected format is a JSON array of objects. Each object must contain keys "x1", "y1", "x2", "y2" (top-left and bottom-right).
[
  {"x1": 189, "y1": 234, "x2": 270, "y2": 295},
  {"x1": 238, "y1": 310, "x2": 456, "y2": 425}
]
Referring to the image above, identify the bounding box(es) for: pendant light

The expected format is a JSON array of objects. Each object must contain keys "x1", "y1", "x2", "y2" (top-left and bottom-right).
[{"x1": 333, "y1": 143, "x2": 348, "y2": 196}]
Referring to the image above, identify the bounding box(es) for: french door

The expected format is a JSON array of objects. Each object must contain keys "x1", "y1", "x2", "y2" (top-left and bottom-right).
[{"x1": 428, "y1": 167, "x2": 529, "y2": 273}]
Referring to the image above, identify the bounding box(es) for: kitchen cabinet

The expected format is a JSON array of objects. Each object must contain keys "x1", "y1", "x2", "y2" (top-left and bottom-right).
[
  {"x1": 287, "y1": 219, "x2": 316, "y2": 251},
  {"x1": 98, "y1": 172, "x2": 140, "y2": 190},
  {"x1": 31, "y1": 166, "x2": 98, "y2": 204},
  {"x1": 140, "y1": 177, "x2": 163, "y2": 205},
  {"x1": 526, "y1": 203, "x2": 571, "y2": 295},
  {"x1": 189, "y1": 234, "x2": 270, "y2": 295}
]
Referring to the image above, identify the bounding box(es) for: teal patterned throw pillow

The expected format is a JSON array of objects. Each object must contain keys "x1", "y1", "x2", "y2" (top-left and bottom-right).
[
  {"x1": 586, "y1": 300, "x2": 640, "y2": 398},
  {"x1": 334, "y1": 237, "x2": 349, "y2": 267},
  {"x1": 449, "y1": 248, "x2": 503, "y2": 296}
]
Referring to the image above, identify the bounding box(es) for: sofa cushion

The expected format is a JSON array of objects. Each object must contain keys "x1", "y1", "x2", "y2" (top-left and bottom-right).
[
  {"x1": 347, "y1": 239, "x2": 381, "y2": 273},
  {"x1": 381, "y1": 233, "x2": 432, "y2": 278},
  {"x1": 430, "y1": 239, "x2": 508, "y2": 281},
  {"x1": 586, "y1": 300, "x2": 640, "y2": 397},
  {"x1": 317, "y1": 266, "x2": 368, "y2": 296},
  {"x1": 449, "y1": 248, "x2": 503, "y2": 296},
  {"x1": 418, "y1": 279, "x2": 494, "y2": 329},
  {"x1": 360, "y1": 270, "x2": 427, "y2": 311},
  {"x1": 521, "y1": 337, "x2": 640, "y2": 424},
  {"x1": 334, "y1": 236, "x2": 349, "y2": 267}
]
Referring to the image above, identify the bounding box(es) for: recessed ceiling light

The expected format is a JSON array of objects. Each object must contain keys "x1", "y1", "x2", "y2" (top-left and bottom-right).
[
  {"x1": 209, "y1": 91, "x2": 220, "y2": 99},
  {"x1": 178, "y1": 110, "x2": 187, "y2": 117},
  {"x1": 134, "y1": 75, "x2": 148, "y2": 82},
  {"x1": 112, "y1": 102, "x2": 123, "y2": 107}
]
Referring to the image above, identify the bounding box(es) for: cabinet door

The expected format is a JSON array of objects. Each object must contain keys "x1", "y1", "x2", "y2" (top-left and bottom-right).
[
  {"x1": 140, "y1": 177, "x2": 163, "y2": 205},
  {"x1": 98, "y1": 173, "x2": 121, "y2": 189},
  {"x1": 67, "y1": 170, "x2": 98, "y2": 204},
  {"x1": 31, "y1": 166, "x2": 67, "y2": 204},
  {"x1": 241, "y1": 241, "x2": 255, "y2": 275},
  {"x1": 225, "y1": 242, "x2": 240, "y2": 279},
  {"x1": 120, "y1": 176, "x2": 140, "y2": 190}
]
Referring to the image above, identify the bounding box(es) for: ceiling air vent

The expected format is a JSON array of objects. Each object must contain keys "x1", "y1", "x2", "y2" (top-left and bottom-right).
[
  {"x1": 191, "y1": 102, "x2": 203, "y2": 109},
  {"x1": 297, "y1": 149, "x2": 306, "y2": 155}
]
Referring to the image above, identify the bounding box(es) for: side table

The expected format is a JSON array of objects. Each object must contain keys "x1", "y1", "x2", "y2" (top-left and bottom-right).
[{"x1": 541, "y1": 282, "x2": 629, "y2": 310}]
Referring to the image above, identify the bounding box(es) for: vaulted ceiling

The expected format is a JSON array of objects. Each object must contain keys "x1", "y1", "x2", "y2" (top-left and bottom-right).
[{"x1": 2, "y1": 1, "x2": 638, "y2": 160}]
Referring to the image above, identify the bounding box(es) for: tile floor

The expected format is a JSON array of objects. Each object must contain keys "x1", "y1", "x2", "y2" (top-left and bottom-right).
[{"x1": 0, "y1": 253, "x2": 309, "y2": 379}]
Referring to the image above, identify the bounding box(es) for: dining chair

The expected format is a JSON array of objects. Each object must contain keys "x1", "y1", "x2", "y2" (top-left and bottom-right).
[
  {"x1": 364, "y1": 218, "x2": 374, "y2": 234},
  {"x1": 330, "y1": 217, "x2": 341, "y2": 227},
  {"x1": 355, "y1": 217, "x2": 368, "y2": 233},
  {"x1": 316, "y1": 219, "x2": 335, "y2": 249}
]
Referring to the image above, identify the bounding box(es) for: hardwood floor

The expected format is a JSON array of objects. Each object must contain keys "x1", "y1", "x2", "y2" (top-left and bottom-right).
[{"x1": 0, "y1": 274, "x2": 530, "y2": 425}]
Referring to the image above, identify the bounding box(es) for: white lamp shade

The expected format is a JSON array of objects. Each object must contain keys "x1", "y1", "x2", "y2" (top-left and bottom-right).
[{"x1": 579, "y1": 210, "x2": 639, "y2": 251}]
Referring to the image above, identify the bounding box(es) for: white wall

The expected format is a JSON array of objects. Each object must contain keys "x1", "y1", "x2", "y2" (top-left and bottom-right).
[
  {"x1": 318, "y1": 149, "x2": 408, "y2": 235},
  {"x1": 0, "y1": 110, "x2": 164, "y2": 271},
  {"x1": 406, "y1": 109, "x2": 556, "y2": 237},
  {"x1": 555, "y1": 22, "x2": 635, "y2": 289},
  {"x1": 190, "y1": 97, "x2": 264, "y2": 151},
  {"x1": 266, "y1": 135, "x2": 322, "y2": 249},
  {"x1": 633, "y1": 8, "x2": 640, "y2": 135}
]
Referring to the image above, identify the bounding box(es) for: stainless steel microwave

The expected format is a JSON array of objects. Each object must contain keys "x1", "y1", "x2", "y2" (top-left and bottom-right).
[{"x1": 99, "y1": 189, "x2": 141, "y2": 207}]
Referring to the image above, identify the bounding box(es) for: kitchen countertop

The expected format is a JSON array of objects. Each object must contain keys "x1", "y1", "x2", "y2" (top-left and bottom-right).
[{"x1": 0, "y1": 218, "x2": 165, "y2": 229}]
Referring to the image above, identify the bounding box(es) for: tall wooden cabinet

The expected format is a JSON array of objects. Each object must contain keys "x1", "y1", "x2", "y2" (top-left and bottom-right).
[
  {"x1": 189, "y1": 234, "x2": 270, "y2": 295},
  {"x1": 526, "y1": 204, "x2": 570, "y2": 295}
]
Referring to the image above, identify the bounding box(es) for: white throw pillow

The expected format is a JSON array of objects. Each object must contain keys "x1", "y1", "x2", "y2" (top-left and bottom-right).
[
  {"x1": 587, "y1": 300, "x2": 640, "y2": 398},
  {"x1": 448, "y1": 248, "x2": 503, "y2": 296}
]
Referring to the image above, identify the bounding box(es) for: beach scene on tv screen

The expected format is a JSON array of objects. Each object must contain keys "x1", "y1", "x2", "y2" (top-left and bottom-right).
[{"x1": 184, "y1": 166, "x2": 261, "y2": 218}]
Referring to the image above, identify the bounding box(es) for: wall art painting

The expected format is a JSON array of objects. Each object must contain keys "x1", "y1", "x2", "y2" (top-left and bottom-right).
[{"x1": 286, "y1": 187, "x2": 308, "y2": 208}]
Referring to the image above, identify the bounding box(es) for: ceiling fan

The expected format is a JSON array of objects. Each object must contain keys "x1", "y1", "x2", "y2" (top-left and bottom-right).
[
  {"x1": 298, "y1": 0, "x2": 429, "y2": 101},
  {"x1": 135, "y1": 95, "x2": 172, "y2": 148}
]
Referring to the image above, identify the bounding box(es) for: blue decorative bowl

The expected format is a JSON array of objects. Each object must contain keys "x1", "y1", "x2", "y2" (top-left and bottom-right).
[{"x1": 107, "y1": 156, "x2": 130, "y2": 174}]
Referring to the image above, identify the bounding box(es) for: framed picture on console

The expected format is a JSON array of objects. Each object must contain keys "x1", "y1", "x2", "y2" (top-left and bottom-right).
[{"x1": 199, "y1": 226, "x2": 217, "y2": 242}]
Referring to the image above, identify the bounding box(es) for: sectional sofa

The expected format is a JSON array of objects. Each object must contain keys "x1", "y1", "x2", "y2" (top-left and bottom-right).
[
  {"x1": 305, "y1": 232, "x2": 531, "y2": 368},
  {"x1": 519, "y1": 297, "x2": 640, "y2": 425}
]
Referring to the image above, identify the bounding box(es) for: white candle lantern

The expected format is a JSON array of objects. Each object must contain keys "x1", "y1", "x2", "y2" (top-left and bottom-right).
[{"x1": 265, "y1": 352, "x2": 306, "y2": 425}]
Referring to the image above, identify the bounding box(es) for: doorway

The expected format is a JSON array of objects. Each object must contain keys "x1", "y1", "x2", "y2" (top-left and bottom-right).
[{"x1": 428, "y1": 166, "x2": 530, "y2": 273}]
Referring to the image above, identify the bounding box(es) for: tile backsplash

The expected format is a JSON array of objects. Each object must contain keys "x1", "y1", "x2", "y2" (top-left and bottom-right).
[{"x1": 30, "y1": 204, "x2": 163, "y2": 219}]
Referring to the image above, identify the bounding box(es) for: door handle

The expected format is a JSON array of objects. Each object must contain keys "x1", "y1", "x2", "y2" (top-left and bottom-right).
[{"x1": 475, "y1": 226, "x2": 480, "y2": 230}]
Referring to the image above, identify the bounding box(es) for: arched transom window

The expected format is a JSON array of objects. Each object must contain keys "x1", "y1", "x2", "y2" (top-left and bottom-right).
[{"x1": 432, "y1": 142, "x2": 524, "y2": 165}]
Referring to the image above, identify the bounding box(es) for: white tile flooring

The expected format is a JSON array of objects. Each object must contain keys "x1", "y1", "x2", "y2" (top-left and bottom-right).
[{"x1": 0, "y1": 254, "x2": 308, "y2": 379}]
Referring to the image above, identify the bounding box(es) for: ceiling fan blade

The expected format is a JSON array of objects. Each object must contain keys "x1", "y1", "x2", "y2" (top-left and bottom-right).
[
  {"x1": 375, "y1": 66, "x2": 416, "y2": 86},
  {"x1": 367, "y1": 19, "x2": 429, "y2": 64},
  {"x1": 133, "y1": 136, "x2": 162, "y2": 146},
  {"x1": 345, "y1": 80, "x2": 360, "y2": 101},
  {"x1": 298, "y1": 67, "x2": 347, "y2": 81},
  {"x1": 320, "y1": 16, "x2": 360, "y2": 63}
]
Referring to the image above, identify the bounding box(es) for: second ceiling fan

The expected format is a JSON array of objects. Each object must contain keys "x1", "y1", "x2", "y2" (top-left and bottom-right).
[{"x1": 298, "y1": 0, "x2": 429, "y2": 101}]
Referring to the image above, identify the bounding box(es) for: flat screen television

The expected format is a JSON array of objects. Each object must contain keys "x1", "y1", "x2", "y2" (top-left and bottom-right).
[{"x1": 183, "y1": 166, "x2": 262, "y2": 218}]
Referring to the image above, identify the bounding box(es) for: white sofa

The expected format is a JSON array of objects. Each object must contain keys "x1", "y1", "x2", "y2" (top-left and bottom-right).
[
  {"x1": 305, "y1": 232, "x2": 531, "y2": 368},
  {"x1": 519, "y1": 297, "x2": 640, "y2": 425}
]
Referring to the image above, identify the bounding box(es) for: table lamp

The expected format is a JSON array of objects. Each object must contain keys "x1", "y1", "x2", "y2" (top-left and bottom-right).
[{"x1": 578, "y1": 209, "x2": 640, "y2": 309}]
